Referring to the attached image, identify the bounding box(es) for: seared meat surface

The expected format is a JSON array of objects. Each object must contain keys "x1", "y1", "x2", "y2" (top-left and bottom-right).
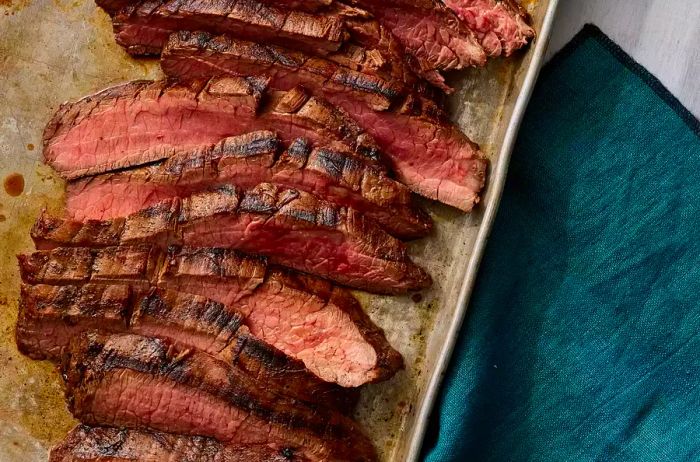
[
  {"x1": 19, "y1": 245, "x2": 404, "y2": 387},
  {"x1": 102, "y1": 0, "x2": 347, "y2": 56},
  {"x1": 17, "y1": 283, "x2": 359, "y2": 409},
  {"x1": 62, "y1": 332, "x2": 378, "y2": 461},
  {"x1": 66, "y1": 131, "x2": 432, "y2": 239},
  {"x1": 31, "y1": 185, "x2": 431, "y2": 294}
]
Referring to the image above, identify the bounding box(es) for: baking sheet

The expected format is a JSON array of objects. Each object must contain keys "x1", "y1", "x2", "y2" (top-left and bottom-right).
[{"x1": 0, "y1": 1, "x2": 556, "y2": 460}]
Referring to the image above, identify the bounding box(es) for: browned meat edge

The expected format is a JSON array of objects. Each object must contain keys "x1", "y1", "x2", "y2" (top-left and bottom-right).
[
  {"x1": 17, "y1": 283, "x2": 358, "y2": 411},
  {"x1": 62, "y1": 332, "x2": 378, "y2": 461},
  {"x1": 107, "y1": 0, "x2": 347, "y2": 56},
  {"x1": 18, "y1": 245, "x2": 404, "y2": 386},
  {"x1": 30, "y1": 185, "x2": 431, "y2": 294},
  {"x1": 66, "y1": 130, "x2": 432, "y2": 239}
]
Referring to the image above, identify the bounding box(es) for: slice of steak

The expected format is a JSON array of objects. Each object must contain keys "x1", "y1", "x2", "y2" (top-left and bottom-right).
[
  {"x1": 97, "y1": 0, "x2": 445, "y2": 93},
  {"x1": 133, "y1": 289, "x2": 359, "y2": 408},
  {"x1": 340, "y1": 0, "x2": 486, "y2": 72},
  {"x1": 159, "y1": 36, "x2": 486, "y2": 210},
  {"x1": 379, "y1": 6, "x2": 485, "y2": 70},
  {"x1": 162, "y1": 31, "x2": 407, "y2": 111},
  {"x1": 17, "y1": 283, "x2": 356, "y2": 410},
  {"x1": 62, "y1": 332, "x2": 378, "y2": 461},
  {"x1": 19, "y1": 246, "x2": 403, "y2": 386},
  {"x1": 105, "y1": 0, "x2": 346, "y2": 56},
  {"x1": 334, "y1": 8, "x2": 453, "y2": 94},
  {"x1": 33, "y1": 186, "x2": 431, "y2": 293},
  {"x1": 43, "y1": 77, "x2": 384, "y2": 180},
  {"x1": 158, "y1": 247, "x2": 403, "y2": 386},
  {"x1": 50, "y1": 425, "x2": 308, "y2": 462},
  {"x1": 66, "y1": 131, "x2": 432, "y2": 239},
  {"x1": 17, "y1": 245, "x2": 162, "y2": 288},
  {"x1": 328, "y1": 88, "x2": 487, "y2": 210},
  {"x1": 16, "y1": 283, "x2": 131, "y2": 361},
  {"x1": 442, "y1": 0, "x2": 535, "y2": 57}
]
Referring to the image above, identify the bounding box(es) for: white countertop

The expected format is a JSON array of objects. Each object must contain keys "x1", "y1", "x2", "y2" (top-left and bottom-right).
[{"x1": 546, "y1": 0, "x2": 700, "y2": 119}]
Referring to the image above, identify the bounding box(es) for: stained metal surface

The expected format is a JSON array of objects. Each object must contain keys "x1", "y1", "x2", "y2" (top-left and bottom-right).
[{"x1": 0, "y1": 1, "x2": 556, "y2": 460}]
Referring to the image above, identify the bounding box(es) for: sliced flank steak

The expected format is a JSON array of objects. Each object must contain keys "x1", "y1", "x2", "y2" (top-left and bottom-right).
[
  {"x1": 50, "y1": 425, "x2": 310, "y2": 462},
  {"x1": 31, "y1": 185, "x2": 431, "y2": 293},
  {"x1": 442, "y1": 0, "x2": 535, "y2": 57},
  {"x1": 99, "y1": 0, "x2": 347, "y2": 56},
  {"x1": 43, "y1": 77, "x2": 384, "y2": 180},
  {"x1": 162, "y1": 31, "x2": 409, "y2": 112},
  {"x1": 17, "y1": 283, "x2": 358, "y2": 410},
  {"x1": 62, "y1": 332, "x2": 378, "y2": 461},
  {"x1": 97, "y1": 0, "x2": 495, "y2": 73},
  {"x1": 66, "y1": 131, "x2": 432, "y2": 239},
  {"x1": 96, "y1": 0, "x2": 454, "y2": 88},
  {"x1": 159, "y1": 34, "x2": 486, "y2": 210},
  {"x1": 19, "y1": 245, "x2": 403, "y2": 387}
]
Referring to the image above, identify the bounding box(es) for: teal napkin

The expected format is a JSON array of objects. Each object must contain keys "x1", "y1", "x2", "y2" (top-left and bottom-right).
[{"x1": 422, "y1": 25, "x2": 700, "y2": 461}]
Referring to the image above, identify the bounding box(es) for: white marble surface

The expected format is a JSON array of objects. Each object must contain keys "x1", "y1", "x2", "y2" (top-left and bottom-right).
[{"x1": 546, "y1": 0, "x2": 700, "y2": 118}]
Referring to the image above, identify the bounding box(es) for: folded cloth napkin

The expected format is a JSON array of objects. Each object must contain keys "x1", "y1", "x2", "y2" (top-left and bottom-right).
[{"x1": 422, "y1": 24, "x2": 700, "y2": 461}]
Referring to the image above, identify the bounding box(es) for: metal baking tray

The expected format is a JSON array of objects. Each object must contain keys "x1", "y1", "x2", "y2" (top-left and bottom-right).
[{"x1": 0, "y1": 1, "x2": 559, "y2": 460}]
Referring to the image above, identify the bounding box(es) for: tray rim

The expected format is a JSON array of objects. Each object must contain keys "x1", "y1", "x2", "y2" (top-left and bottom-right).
[{"x1": 405, "y1": 1, "x2": 561, "y2": 459}]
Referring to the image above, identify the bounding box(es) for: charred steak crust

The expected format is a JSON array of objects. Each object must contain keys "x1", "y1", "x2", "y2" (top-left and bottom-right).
[
  {"x1": 31, "y1": 185, "x2": 431, "y2": 294},
  {"x1": 161, "y1": 30, "x2": 444, "y2": 115},
  {"x1": 61, "y1": 332, "x2": 378, "y2": 461},
  {"x1": 66, "y1": 130, "x2": 432, "y2": 239},
  {"x1": 43, "y1": 77, "x2": 385, "y2": 180},
  {"x1": 50, "y1": 425, "x2": 309, "y2": 461},
  {"x1": 17, "y1": 283, "x2": 358, "y2": 411},
  {"x1": 96, "y1": 0, "x2": 447, "y2": 93},
  {"x1": 105, "y1": 0, "x2": 347, "y2": 56},
  {"x1": 18, "y1": 245, "x2": 404, "y2": 386}
]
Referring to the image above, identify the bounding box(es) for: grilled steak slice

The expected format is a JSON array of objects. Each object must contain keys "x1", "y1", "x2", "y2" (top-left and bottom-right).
[
  {"x1": 32, "y1": 185, "x2": 431, "y2": 293},
  {"x1": 377, "y1": 6, "x2": 486, "y2": 71},
  {"x1": 50, "y1": 425, "x2": 308, "y2": 462},
  {"x1": 162, "y1": 31, "x2": 408, "y2": 112},
  {"x1": 66, "y1": 131, "x2": 432, "y2": 239},
  {"x1": 43, "y1": 77, "x2": 384, "y2": 180},
  {"x1": 17, "y1": 283, "x2": 356, "y2": 410},
  {"x1": 19, "y1": 246, "x2": 403, "y2": 386},
  {"x1": 442, "y1": 0, "x2": 535, "y2": 57},
  {"x1": 97, "y1": 0, "x2": 444, "y2": 91},
  {"x1": 62, "y1": 332, "x2": 378, "y2": 461},
  {"x1": 17, "y1": 283, "x2": 131, "y2": 360},
  {"x1": 327, "y1": 0, "x2": 483, "y2": 72},
  {"x1": 18, "y1": 245, "x2": 162, "y2": 287},
  {"x1": 333, "y1": 90, "x2": 487, "y2": 210},
  {"x1": 159, "y1": 35, "x2": 486, "y2": 210},
  {"x1": 159, "y1": 247, "x2": 403, "y2": 386},
  {"x1": 103, "y1": 0, "x2": 346, "y2": 56}
]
